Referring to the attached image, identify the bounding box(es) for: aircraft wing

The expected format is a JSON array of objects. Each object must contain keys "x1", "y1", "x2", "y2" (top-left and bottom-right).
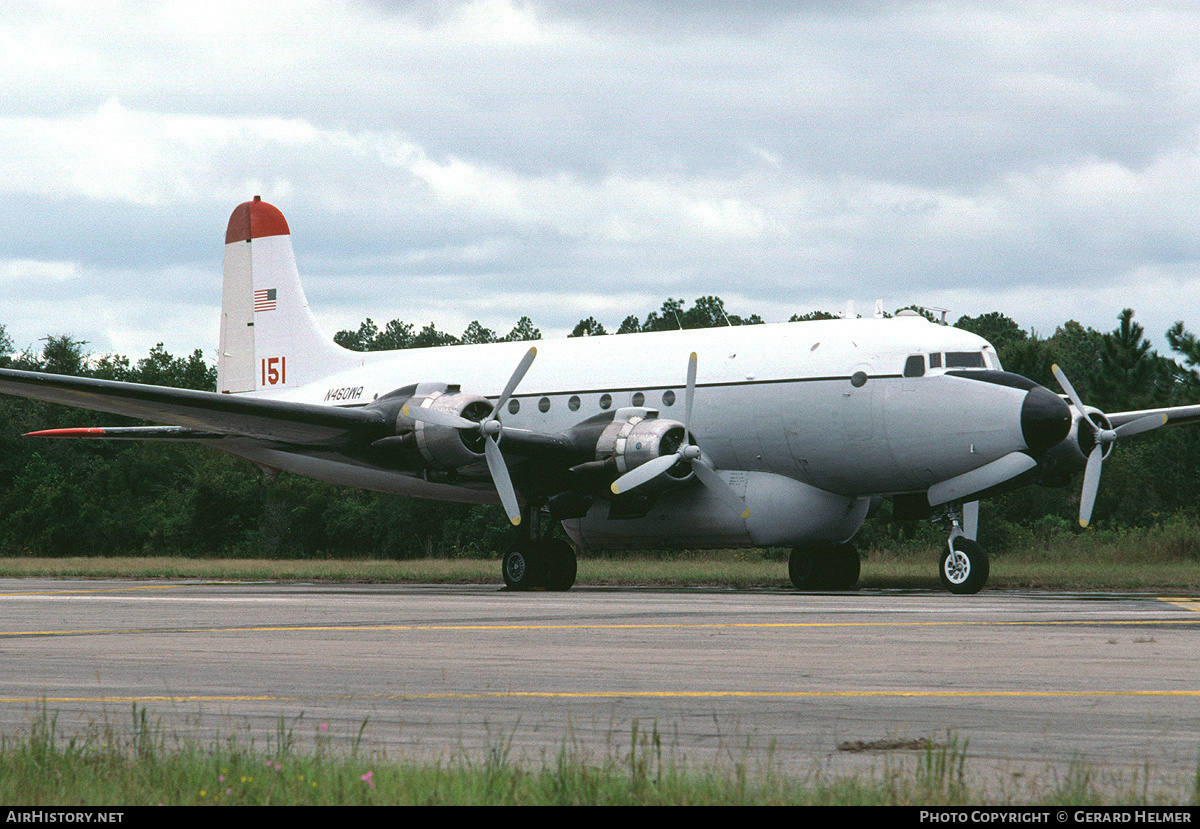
[
  {"x1": 1108, "y1": 404, "x2": 1200, "y2": 429},
  {"x1": 0, "y1": 368, "x2": 388, "y2": 446}
]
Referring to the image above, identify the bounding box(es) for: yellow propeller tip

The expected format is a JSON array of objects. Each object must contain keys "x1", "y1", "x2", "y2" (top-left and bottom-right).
[
  {"x1": 610, "y1": 483, "x2": 622, "y2": 495},
  {"x1": 741, "y1": 509, "x2": 750, "y2": 519},
  {"x1": 1079, "y1": 519, "x2": 1089, "y2": 529},
  {"x1": 401, "y1": 405, "x2": 410, "y2": 416},
  {"x1": 511, "y1": 515, "x2": 521, "y2": 526}
]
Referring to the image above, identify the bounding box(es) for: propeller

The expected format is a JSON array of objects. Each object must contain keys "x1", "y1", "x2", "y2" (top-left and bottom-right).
[
  {"x1": 610, "y1": 352, "x2": 750, "y2": 519},
  {"x1": 1051, "y1": 364, "x2": 1167, "y2": 527},
  {"x1": 403, "y1": 347, "x2": 537, "y2": 525}
]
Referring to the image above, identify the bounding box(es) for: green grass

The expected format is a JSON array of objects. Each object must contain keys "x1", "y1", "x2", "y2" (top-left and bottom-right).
[
  {"x1": 2, "y1": 707, "x2": 1197, "y2": 806},
  {"x1": 0, "y1": 539, "x2": 1198, "y2": 591}
]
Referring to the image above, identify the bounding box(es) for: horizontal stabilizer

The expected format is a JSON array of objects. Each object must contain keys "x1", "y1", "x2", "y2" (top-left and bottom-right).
[
  {"x1": 26, "y1": 426, "x2": 229, "y2": 440},
  {"x1": 0, "y1": 368, "x2": 387, "y2": 446}
]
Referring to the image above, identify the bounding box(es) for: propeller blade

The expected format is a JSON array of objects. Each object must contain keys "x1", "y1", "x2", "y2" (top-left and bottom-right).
[
  {"x1": 1079, "y1": 444, "x2": 1104, "y2": 528},
  {"x1": 683, "y1": 351, "x2": 697, "y2": 432},
  {"x1": 1113, "y1": 412, "x2": 1168, "y2": 440},
  {"x1": 1051, "y1": 364, "x2": 1096, "y2": 435},
  {"x1": 692, "y1": 461, "x2": 750, "y2": 519},
  {"x1": 484, "y1": 437, "x2": 522, "y2": 525},
  {"x1": 401, "y1": 404, "x2": 477, "y2": 430},
  {"x1": 492, "y1": 346, "x2": 537, "y2": 419},
  {"x1": 610, "y1": 453, "x2": 678, "y2": 495}
]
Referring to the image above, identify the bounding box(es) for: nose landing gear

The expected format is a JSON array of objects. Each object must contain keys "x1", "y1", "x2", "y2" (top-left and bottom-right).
[{"x1": 937, "y1": 503, "x2": 988, "y2": 594}]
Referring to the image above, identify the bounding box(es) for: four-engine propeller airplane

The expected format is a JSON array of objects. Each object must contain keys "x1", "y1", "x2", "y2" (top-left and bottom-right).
[{"x1": 3, "y1": 197, "x2": 1199, "y2": 593}]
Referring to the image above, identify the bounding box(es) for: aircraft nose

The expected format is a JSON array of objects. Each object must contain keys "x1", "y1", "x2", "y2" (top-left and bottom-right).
[{"x1": 1021, "y1": 385, "x2": 1072, "y2": 455}]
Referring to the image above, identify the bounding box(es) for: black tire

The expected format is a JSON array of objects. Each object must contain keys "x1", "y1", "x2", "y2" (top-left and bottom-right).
[
  {"x1": 939, "y1": 536, "x2": 989, "y2": 594},
  {"x1": 501, "y1": 540, "x2": 547, "y2": 590},
  {"x1": 790, "y1": 544, "x2": 860, "y2": 590},
  {"x1": 789, "y1": 545, "x2": 824, "y2": 589},
  {"x1": 543, "y1": 539, "x2": 578, "y2": 591},
  {"x1": 826, "y1": 542, "x2": 861, "y2": 590}
]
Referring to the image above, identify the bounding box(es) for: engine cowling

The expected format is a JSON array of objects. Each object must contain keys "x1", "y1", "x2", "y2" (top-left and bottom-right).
[
  {"x1": 595, "y1": 411, "x2": 695, "y2": 491},
  {"x1": 1040, "y1": 404, "x2": 1113, "y2": 484},
  {"x1": 401, "y1": 388, "x2": 494, "y2": 471}
]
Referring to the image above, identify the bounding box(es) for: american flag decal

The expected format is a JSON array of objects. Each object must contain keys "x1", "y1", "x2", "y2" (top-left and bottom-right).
[{"x1": 254, "y1": 288, "x2": 277, "y2": 312}]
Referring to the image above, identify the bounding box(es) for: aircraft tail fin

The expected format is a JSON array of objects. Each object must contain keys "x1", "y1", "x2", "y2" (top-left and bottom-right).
[{"x1": 219, "y1": 198, "x2": 359, "y2": 393}]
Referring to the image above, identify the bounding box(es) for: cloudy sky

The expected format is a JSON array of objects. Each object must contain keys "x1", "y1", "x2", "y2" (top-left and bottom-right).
[{"x1": 3, "y1": 0, "x2": 1200, "y2": 365}]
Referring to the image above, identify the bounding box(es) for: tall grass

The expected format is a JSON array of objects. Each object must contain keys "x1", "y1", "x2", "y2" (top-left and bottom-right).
[{"x1": 1, "y1": 707, "x2": 1196, "y2": 806}]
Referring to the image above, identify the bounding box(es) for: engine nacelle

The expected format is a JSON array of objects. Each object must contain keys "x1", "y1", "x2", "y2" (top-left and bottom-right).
[
  {"x1": 595, "y1": 410, "x2": 694, "y2": 491},
  {"x1": 1040, "y1": 404, "x2": 1113, "y2": 484},
  {"x1": 401, "y1": 388, "x2": 493, "y2": 471},
  {"x1": 563, "y1": 471, "x2": 870, "y2": 550}
]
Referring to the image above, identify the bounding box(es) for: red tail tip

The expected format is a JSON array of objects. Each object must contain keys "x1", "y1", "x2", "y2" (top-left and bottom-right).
[{"x1": 225, "y1": 198, "x2": 290, "y2": 244}]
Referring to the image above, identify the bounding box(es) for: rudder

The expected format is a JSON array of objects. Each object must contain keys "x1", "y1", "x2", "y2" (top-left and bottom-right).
[{"x1": 219, "y1": 197, "x2": 359, "y2": 393}]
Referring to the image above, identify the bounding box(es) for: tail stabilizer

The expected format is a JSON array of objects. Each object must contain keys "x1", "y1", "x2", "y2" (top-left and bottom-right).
[{"x1": 219, "y1": 197, "x2": 359, "y2": 393}]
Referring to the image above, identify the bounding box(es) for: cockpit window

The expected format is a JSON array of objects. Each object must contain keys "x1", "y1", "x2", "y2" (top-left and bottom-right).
[
  {"x1": 903, "y1": 355, "x2": 925, "y2": 377},
  {"x1": 945, "y1": 351, "x2": 986, "y2": 368},
  {"x1": 929, "y1": 352, "x2": 942, "y2": 368}
]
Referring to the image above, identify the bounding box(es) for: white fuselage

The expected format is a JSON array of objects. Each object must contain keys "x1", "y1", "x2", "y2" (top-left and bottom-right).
[{"x1": 236, "y1": 314, "x2": 1024, "y2": 506}]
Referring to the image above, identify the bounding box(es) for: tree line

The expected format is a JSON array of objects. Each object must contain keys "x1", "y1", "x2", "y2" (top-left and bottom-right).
[{"x1": 1, "y1": 298, "x2": 1199, "y2": 559}]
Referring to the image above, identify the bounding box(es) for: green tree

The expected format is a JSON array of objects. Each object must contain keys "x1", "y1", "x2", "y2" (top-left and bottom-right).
[
  {"x1": 1091, "y1": 309, "x2": 1164, "y2": 411},
  {"x1": 954, "y1": 312, "x2": 1028, "y2": 354},
  {"x1": 40, "y1": 335, "x2": 89, "y2": 376},
  {"x1": 501, "y1": 316, "x2": 541, "y2": 342},
  {"x1": 461, "y1": 321, "x2": 498, "y2": 344},
  {"x1": 568, "y1": 317, "x2": 607, "y2": 338}
]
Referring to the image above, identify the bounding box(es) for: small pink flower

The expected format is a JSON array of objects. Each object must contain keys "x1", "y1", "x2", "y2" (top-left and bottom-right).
[{"x1": 360, "y1": 770, "x2": 375, "y2": 790}]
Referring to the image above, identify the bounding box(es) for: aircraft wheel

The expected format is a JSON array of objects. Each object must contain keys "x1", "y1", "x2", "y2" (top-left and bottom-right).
[
  {"x1": 826, "y1": 542, "x2": 861, "y2": 590},
  {"x1": 542, "y1": 539, "x2": 577, "y2": 591},
  {"x1": 502, "y1": 539, "x2": 547, "y2": 590},
  {"x1": 939, "y1": 537, "x2": 989, "y2": 595},
  {"x1": 788, "y1": 545, "x2": 823, "y2": 589}
]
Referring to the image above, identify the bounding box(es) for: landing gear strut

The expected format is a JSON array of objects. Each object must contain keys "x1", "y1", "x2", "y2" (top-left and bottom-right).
[
  {"x1": 501, "y1": 504, "x2": 577, "y2": 591},
  {"x1": 937, "y1": 503, "x2": 989, "y2": 594},
  {"x1": 788, "y1": 542, "x2": 860, "y2": 590}
]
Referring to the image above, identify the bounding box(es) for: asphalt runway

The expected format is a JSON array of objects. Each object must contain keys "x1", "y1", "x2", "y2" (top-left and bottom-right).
[{"x1": 1, "y1": 578, "x2": 1198, "y2": 790}]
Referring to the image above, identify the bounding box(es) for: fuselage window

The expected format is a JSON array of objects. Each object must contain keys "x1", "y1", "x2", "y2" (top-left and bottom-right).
[
  {"x1": 662, "y1": 390, "x2": 676, "y2": 406},
  {"x1": 632, "y1": 391, "x2": 645, "y2": 407},
  {"x1": 538, "y1": 396, "x2": 551, "y2": 413},
  {"x1": 903, "y1": 355, "x2": 925, "y2": 378},
  {"x1": 568, "y1": 395, "x2": 581, "y2": 411},
  {"x1": 508, "y1": 398, "x2": 520, "y2": 414},
  {"x1": 599, "y1": 393, "x2": 612, "y2": 410},
  {"x1": 946, "y1": 351, "x2": 986, "y2": 368}
]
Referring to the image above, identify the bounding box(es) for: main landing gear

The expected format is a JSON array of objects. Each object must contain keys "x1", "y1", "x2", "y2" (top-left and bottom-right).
[
  {"x1": 788, "y1": 542, "x2": 861, "y2": 590},
  {"x1": 937, "y1": 503, "x2": 988, "y2": 595},
  {"x1": 501, "y1": 504, "x2": 577, "y2": 591}
]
